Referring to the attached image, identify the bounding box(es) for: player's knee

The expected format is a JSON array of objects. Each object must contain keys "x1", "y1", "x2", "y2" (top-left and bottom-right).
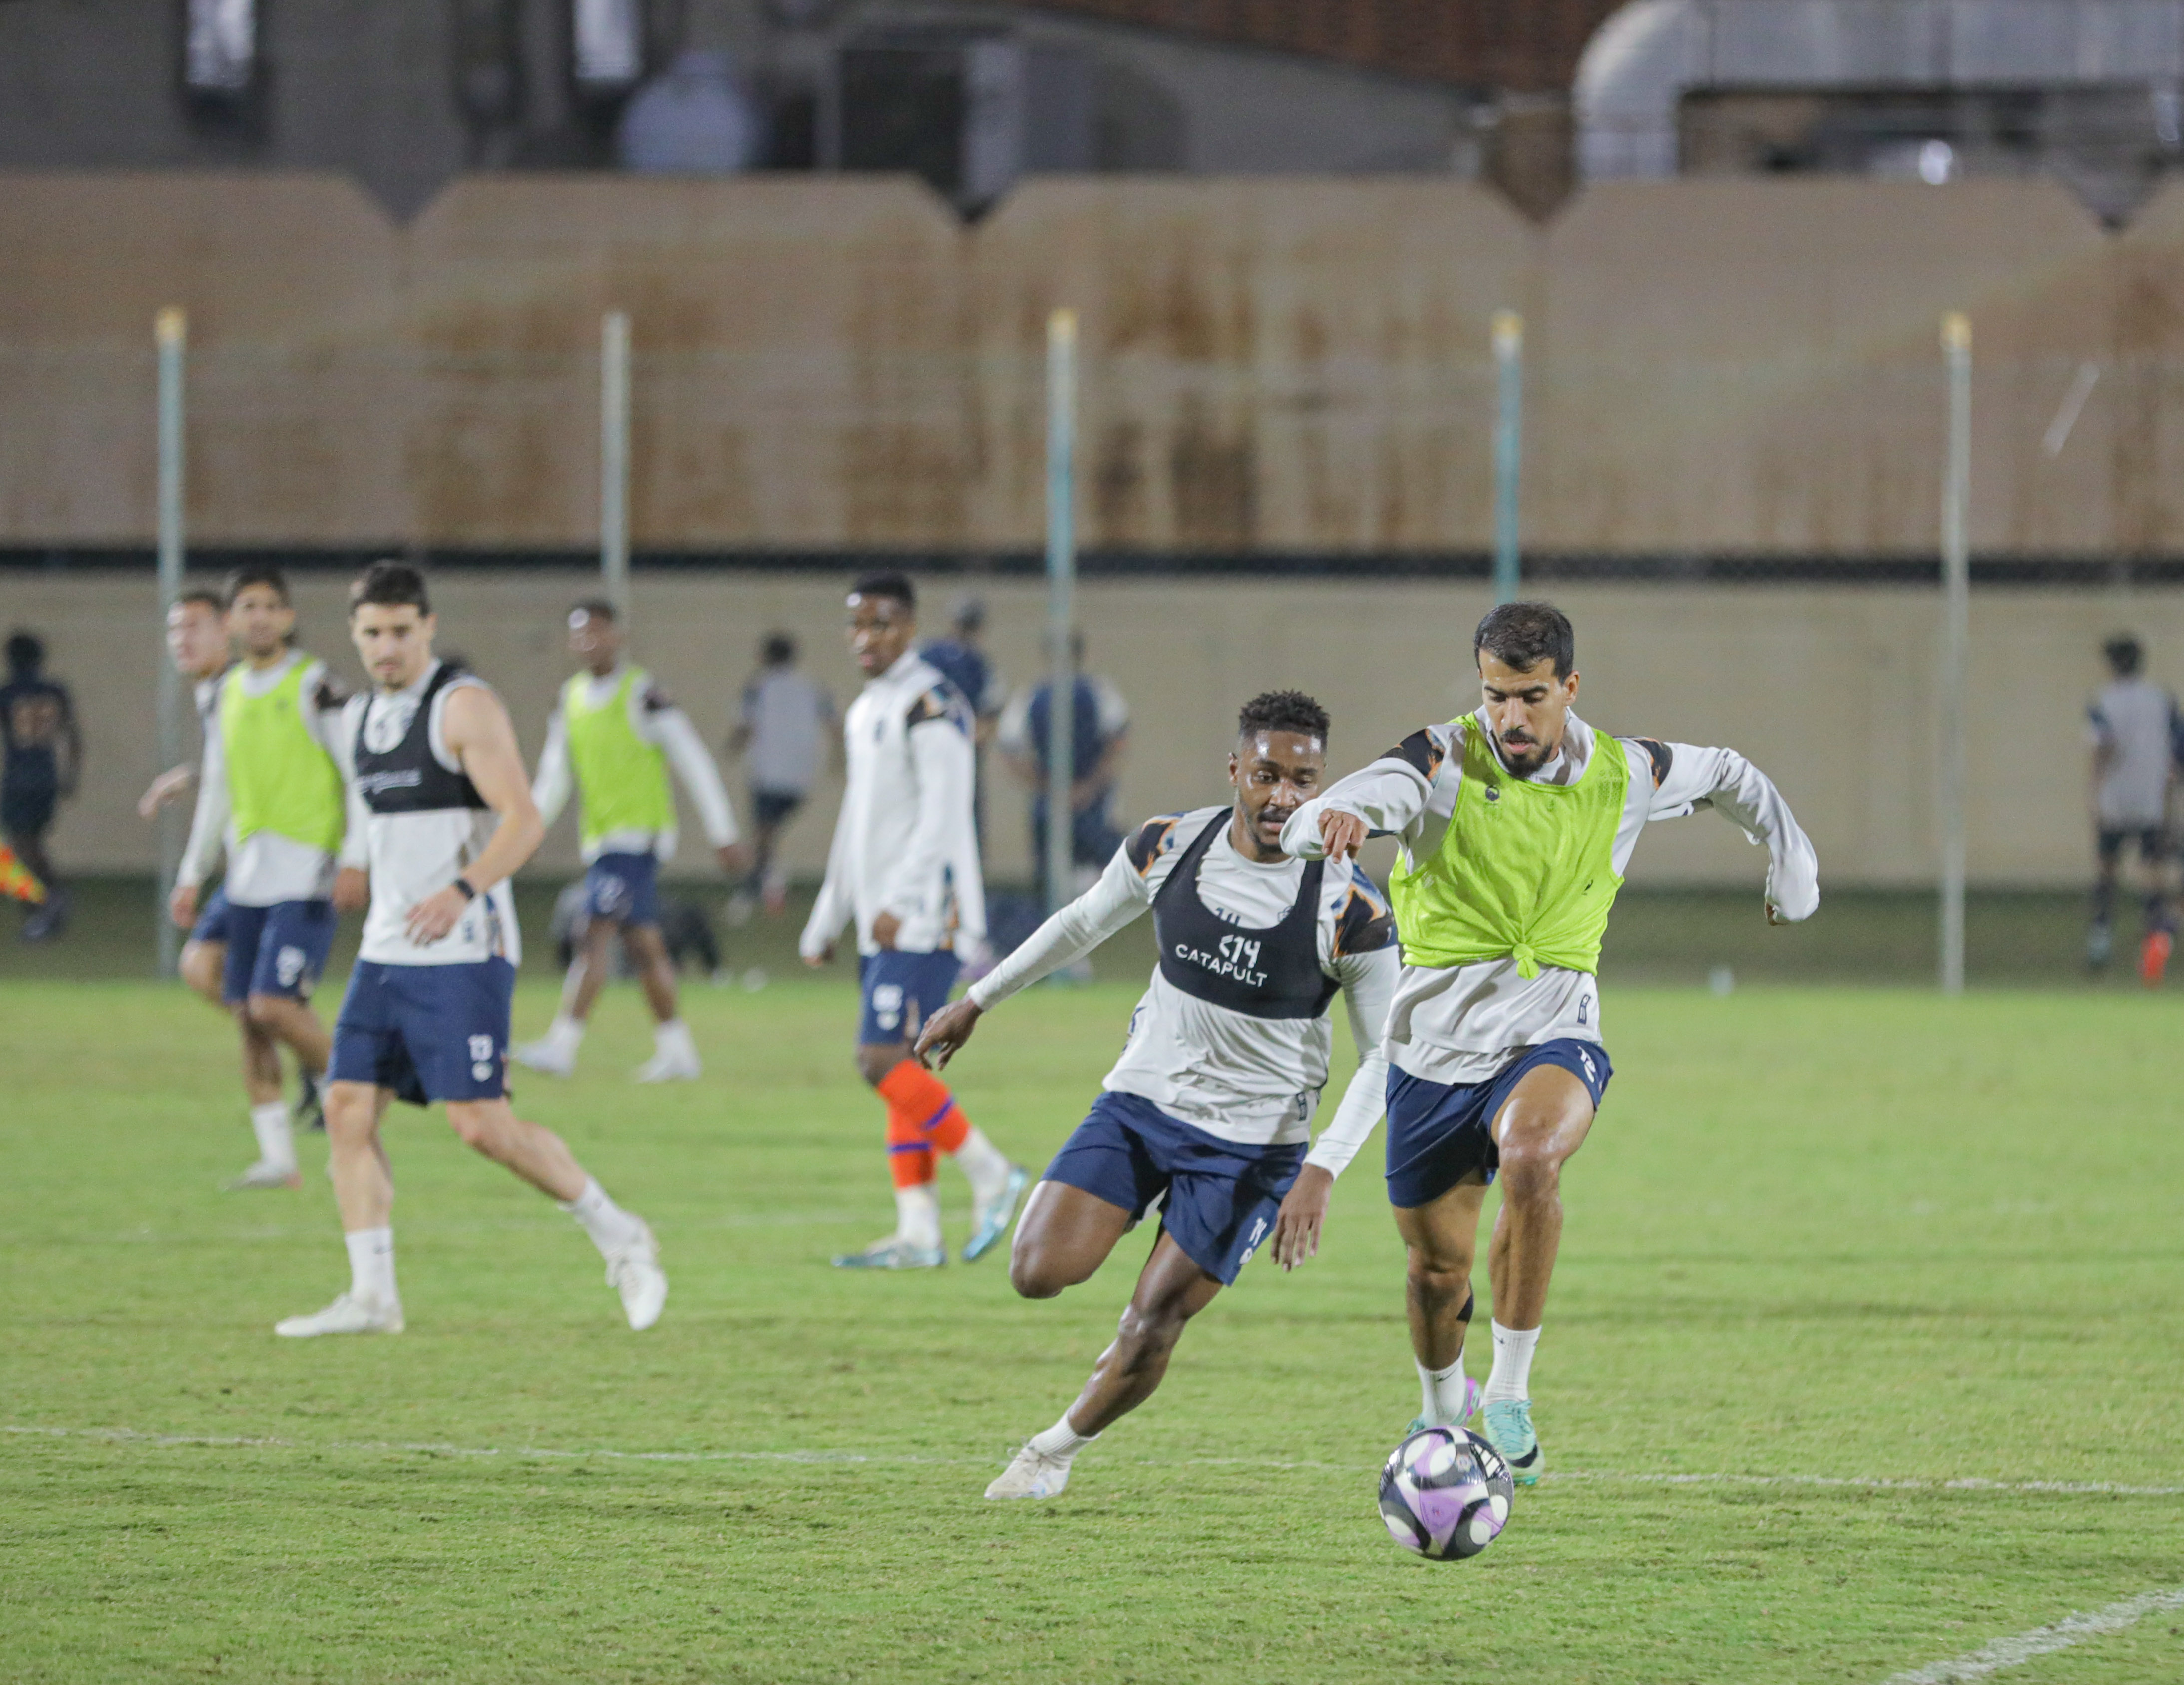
[
  {"x1": 322, "y1": 1084, "x2": 377, "y2": 1141},
  {"x1": 855, "y1": 1046, "x2": 899, "y2": 1088},
  {"x1": 1406, "y1": 1245, "x2": 1473, "y2": 1293},
  {"x1": 444, "y1": 1103, "x2": 502, "y2": 1153},
  {"x1": 1007, "y1": 1245, "x2": 1071, "y2": 1300},
  {"x1": 1496, "y1": 1134, "x2": 1563, "y2": 1201},
  {"x1": 1115, "y1": 1300, "x2": 1188, "y2": 1358},
  {"x1": 242, "y1": 992, "x2": 289, "y2": 1028}
]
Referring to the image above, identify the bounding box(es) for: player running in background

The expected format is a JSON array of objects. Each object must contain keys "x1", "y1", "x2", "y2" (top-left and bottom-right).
[
  {"x1": 0, "y1": 630, "x2": 82, "y2": 941},
  {"x1": 1283, "y1": 601, "x2": 1819, "y2": 1485},
  {"x1": 2085, "y1": 634, "x2": 2182, "y2": 982},
  {"x1": 277, "y1": 563, "x2": 665, "y2": 1338},
  {"x1": 171, "y1": 566, "x2": 361, "y2": 1189},
  {"x1": 915, "y1": 691, "x2": 1398, "y2": 1501},
  {"x1": 799, "y1": 571, "x2": 1024, "y2": 1270},
  {"x1": 515, "y1": 599, "x2": 745, "y2": 1082}
]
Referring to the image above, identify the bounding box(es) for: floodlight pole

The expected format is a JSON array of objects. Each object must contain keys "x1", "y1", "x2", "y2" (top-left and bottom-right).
[
  {"x1": 1492, "y1": 310, "x2": 1524, "y2": 605},
  {"x1": 601, "y1": 310, "x2": 632, "y2": 617},
  {"x1": 1044, "y1": 308, "x2": 1078, "y2": 918},
  {"x1": 1939, "y1": 312, "x2": 1972, "y2": 996},
  {"x1": 154, "y1": 307, "x2": 187, "y2": 978}
]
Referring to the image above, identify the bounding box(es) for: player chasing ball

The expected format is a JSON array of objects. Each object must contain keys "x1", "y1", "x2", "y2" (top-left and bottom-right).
[
  {"x1": 1282, "y1": 601, "x2": 1819, "y2": 1484},
  {"x1": 275, "y1": 563, "x2": 666, "y2": 1338},
  {"x1": 800, "y1": 572, "x2": 1026, "y2": 1270},
  {"x1": 915, "y1": 691, "x2": 1400, "y2": 1500},
  {"x1": 515, "y1": 598, "x2": 747, "y2": 1082}
]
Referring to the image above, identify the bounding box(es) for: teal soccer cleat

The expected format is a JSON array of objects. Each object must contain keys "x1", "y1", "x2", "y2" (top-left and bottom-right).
[
  {"x1": 831, "y1": 1237, "x2": 946, "y2": 1270},
  {"x1": 963, "y1": 1165, "x2": 1029, "y2": 1262},
  {"x1": 1480, "y1": 1398, "x2": 1543, "y2": 1486}
]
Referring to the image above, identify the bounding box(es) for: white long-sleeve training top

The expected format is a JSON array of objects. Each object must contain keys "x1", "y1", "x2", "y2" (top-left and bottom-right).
[
  {"x1": 969, "y1": 805, "x2": 1400, "y2": 1172},
  {"x1": 801, "y1": 650, "x2": 985, "y2": 959},
  {"x1": 531, "y1": 663, "x2": 740, "y2": 862},
  {"x1": 177, "y1": 651, "x2": 349, "y2": 907},
  {"x1": 1281, "y1": 711, "x2": 1819, "y2": 1087}
]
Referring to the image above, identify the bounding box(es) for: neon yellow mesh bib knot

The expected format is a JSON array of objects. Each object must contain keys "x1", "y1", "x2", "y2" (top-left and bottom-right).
[
  {"x1": 564, "y1": 668, "x2": 674, "y2": 852},
  {"x1": 220, "y1": 661, "x2": 345, "y2": 856},
  {"x1": 1388, "y1": 713, "x2": 1628, "y2": 978}
]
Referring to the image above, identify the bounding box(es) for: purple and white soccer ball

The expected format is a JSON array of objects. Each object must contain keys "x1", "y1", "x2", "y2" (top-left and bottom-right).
[{"x1": 1378, "y1": 1426, "x2": 1514, "y2": 1561}]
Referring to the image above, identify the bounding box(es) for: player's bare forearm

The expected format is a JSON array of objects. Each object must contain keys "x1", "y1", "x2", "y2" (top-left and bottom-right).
[
  {"x1": 1271, "y1": 1165, "x2": 1334, "y2": 1271},
  {"x1": 138, "y1": 765, "x2": 195, "y2": 819},
  {"x1": 913, "y1": 997, "x2": 982, "y2": 1070},
  {"x1": 332, "y1": 867, "x2": 369, "y2": 914}
]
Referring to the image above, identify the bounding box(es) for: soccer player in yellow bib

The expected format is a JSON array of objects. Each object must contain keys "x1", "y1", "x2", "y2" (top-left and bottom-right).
[
  {"x1": 518, "y1": 600, "x2": 747, "y2": 1082},
  {"x1": 1281, "y1": 602, "x2": 1819, "y2": 1485}
]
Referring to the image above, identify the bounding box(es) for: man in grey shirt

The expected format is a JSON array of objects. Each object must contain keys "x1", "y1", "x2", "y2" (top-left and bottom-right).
[
  {"x1": 2087, "y1": 635, "x2": 2183, "y2": 980},
  {"x1": 729, "y1": 632, "x2": 836, "y2": 916}
]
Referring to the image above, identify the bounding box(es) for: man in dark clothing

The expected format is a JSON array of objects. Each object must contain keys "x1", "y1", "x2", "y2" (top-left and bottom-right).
[
  {"x1": 0, "y1": 631, "x2": 82, "y2": 941},
  {"x1": 999, "y1": 632, "x2": 1129, "y2": 906}
]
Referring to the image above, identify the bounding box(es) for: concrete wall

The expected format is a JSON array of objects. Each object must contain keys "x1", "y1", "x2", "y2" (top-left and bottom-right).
[{"x1": 3, "y1": 567, "x2": 2164, "y2": 889}]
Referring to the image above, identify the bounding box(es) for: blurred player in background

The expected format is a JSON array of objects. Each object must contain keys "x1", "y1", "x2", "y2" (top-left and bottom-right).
[
  {"x1": 920, "y1": 594, "x2": 1004, "y2": 841},
  {"x1": 278, "y1": 562, "x2": 664, "y2": 1338},
  {"x1": 727, "y1": 630, "x2": 834, "y2": 918},
  {"x1": 0, "y1": 629, "x2": 82, "y2": 941},
  {"x1": 515, "y1": 599, "x2": 745, "y2": 1082},
  {"x1": 800, "y1": 571, "x2": 1022, "y2": 1270},
  {"x1": 916, "y1": 692, "x2": 1397, "y2": 1501},
  {"x1": 171, "y1": 567, "x2": 359, "y2": 1189},
  {"x1": 1000, "y1": 631, "x2": 1129, "y2": 905},
  {"x1": 1286, "y1": 601, "x2": 1818, "y2": 1486},
  {"x1": 2085, "y1": 634, "x2": 2181, "y2": 983}
]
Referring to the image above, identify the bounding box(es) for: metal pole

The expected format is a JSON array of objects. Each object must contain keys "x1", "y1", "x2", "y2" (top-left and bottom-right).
[
  {"x1": 1492, "y1": 309, "x2": 1524, "y2": 604},
  {"x1": 1939, "y1": 311, "x2": 1972, "y2": 995},
  {"x1": 1044, "y1": 308, "x2": 1078, "y2": 917},
  {"x1": 601, "y1": 310, "x2": 631, "y2": 617},
  {"x1": 154, "y1": 307, "x2": 188, "y2": 977}
]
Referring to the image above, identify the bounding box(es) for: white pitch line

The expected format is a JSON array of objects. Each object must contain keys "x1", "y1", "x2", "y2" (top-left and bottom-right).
[{"x1": 1881, "y1": 1586, "x2": 2184, "y2": 1683}]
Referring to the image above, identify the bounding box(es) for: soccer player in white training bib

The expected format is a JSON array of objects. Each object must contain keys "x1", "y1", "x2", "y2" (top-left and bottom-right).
[
  {"x1": 915, "y1": 692, "x2": 1399, "y2": 1500},
  {"x1": 1282, "y1": 602, "x2": 1819, "y2": 1485},
  {"x1": 800, "y1": 572, "x2": 1025, "y2": 1270},
  {"x1": 275, "y1": 563, "x2": 665, "y2": 1338},
  {"x1": 171, "y1": 566, "x2": 363, "y2": 1188},
  {"x1": 517, "y1": 597, "x2": 746, "y2": 1082}
]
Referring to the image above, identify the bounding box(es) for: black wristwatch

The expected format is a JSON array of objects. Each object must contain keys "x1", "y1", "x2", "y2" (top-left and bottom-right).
[{"x1": 451, "y1": 877, "x2": 478, "y2": 902}]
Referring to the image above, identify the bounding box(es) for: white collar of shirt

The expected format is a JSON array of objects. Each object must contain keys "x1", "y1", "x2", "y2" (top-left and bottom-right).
[{"x1": 234, "y1": 649, "x2": 305, "y2": 697}]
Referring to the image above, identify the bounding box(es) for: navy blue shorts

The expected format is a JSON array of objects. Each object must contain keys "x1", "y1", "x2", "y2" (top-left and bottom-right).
[
  {"x1": 583, "y1": 851, "x2": 660, "y2": 928},
  {"x1": 189, "y1": 884, "x2": 235, "y2": 946},
  {"x1": 329, "y1": 958, "x2": 516, "y2": 1108},
  {"x1": 1385, "y1": 1039, "x2": 1613, "y2": 1209},
  {"x1": 1043, "y1": 1090, "x2": 1306, "y2": 1285},
  {"x1": 219, "y1": 898, "x2": 337, "y2": 1006},
  {"x1": 857, "y1": 948, "x2": 960, "y2": 1046},
  {"x1": 752, "y1": 788, "x2": 804, "y2": 829}
]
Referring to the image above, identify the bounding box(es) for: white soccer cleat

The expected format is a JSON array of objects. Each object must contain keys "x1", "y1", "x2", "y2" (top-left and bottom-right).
[
  {"x1": 226, "y1": 1159, "x2": 302, "y2": 1191},
  {"x1": 631, "y1": 1046, "x2": 702, "y2": 1083},
  {"x1": 274, "y1": 1292, "x2": 404, "y2": 1338},
  {"x1": 513, "y1": 1037, "x2": 577, "y2": 1078},
  {"x1": 985, "y1": 1443, "x2": 1075, "y2": 1500},
  {"x1": 606, "y1": 1224, "x2": 668, "y2": 1330}
]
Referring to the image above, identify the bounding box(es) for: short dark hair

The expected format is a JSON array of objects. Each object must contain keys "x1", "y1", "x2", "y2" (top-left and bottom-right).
[
  {"x1": 762, "y1": 631, "x2": 796, "y2": 665},
  {"x1": 174, "y1": 587, "x2": 226, "y2": 614},
  {"x1": 1237, "y1": 689, "x2": 1330, "y2": 744},
  {"x1": 570, "y1": 597, "x2": 616, "y2": 624},
  {"x1": 224, "y1": 562, "x2": 290, "y2": 608},
  {"x1": 5, "y1": 630, "x2": 44, "y2": 674},
  {"x1": 2104, "y1": 635, "x2": 2144, "y2": 677},
  {"x1": 350, "y1": 560, "x2": 430, "y2": 616},
  {"x1": 849, "y1": 570, "x2": 915, "y2": 612},
  {"x1": 1474, "y1": 600, "x2": 1574, "y2": 679}
]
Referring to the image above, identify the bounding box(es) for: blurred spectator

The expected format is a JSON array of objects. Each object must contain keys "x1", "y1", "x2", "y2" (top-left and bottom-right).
[
  {"x1": 999, "y1": 631, "x2": 1129, "y2": 904},
  {"x1": 617, "y1": 49, "x2": 760, "y2": 173},
  {"x1": 728, "y1": 631, "x2": 837, "y2": 916},
  {"x1": 0, "y1": 630, "x2": 83, "y2": 941},
  {"x1": 2087, "y1": 634, "x2": 2183, "y2": 981},
  {"x1": 920, "y1": 594, "x2": 1005, "y2": 839}
]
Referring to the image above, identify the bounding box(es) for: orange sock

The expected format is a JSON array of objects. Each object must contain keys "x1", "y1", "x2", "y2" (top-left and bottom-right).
[{"x1": 878, "y1": 1059, "x2": 972, "y2": 1177}]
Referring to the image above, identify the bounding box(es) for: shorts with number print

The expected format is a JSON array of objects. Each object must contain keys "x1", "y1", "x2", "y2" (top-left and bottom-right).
[
  {"x1": 329, "y1": 958, "x2": 517, "y2": 1108},
  {"x1": 218, "y1": 898, "x2": 337, "y2": 1006},
  {"x1": 856, "y1": 948, "x2": 961, "y2": 1047}
]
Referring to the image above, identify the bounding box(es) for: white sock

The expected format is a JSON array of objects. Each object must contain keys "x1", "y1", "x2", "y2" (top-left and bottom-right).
[
  {"x1": 249, "y1": 1101, "x2": 296, "y2": 1172},
  {"x1": 655, "y1": 1018, "x2": 696, "y2": 1055},
  {"x1": 547, "y1": 1014, "x2": 586, "y2": 1050},
  {"x1": 894, "y1": 1182, "x2": 942, "y2": 1250},
  {"x1": 950, "y1": 1126, "x2": 1013, "y2": 1206},
  {"x1": 1416, "y1": 1354, "x2": 1471, "y2": 1426},
  {"x1": 344, "y1": 1227, "x2": 397, "y2": 1305},
  {"x1": 1483, "y1": 1320, "x2": 1540, "y2": 1405},
  {"x1": 1027, "y1": 1410, "x2": 1099, "y2": 1461},
  {"x1": 562, "y1": 1176, "x2": 646, "y2": 1257}
]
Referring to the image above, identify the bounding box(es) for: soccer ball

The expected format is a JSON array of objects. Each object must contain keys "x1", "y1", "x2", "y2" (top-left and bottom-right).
[{"x1": 1378, "y1": 1426, "x2": 1514, "y2": 1561}]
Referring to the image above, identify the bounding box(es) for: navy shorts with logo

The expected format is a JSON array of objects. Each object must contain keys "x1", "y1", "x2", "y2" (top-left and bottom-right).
[
  {"x1": 857, "y1": 947, "x2": 960, "y2": 1046},
  {"x1": 1043, "y1": 1090, "x2": 1306, "y2": 1285},
  {"x1": 329, "y1": 957, "x2": 517, "y2": 1107},
  {"x1": 583, "y1": 850, "x2": 660, "y2": 928},
  {"x1": 190, "y1": 884, "x2": 235, "y2": 946},
  {"x1": 219, "y1": 898, "x2": 337, "y2": 1006},
  {"x1": 1385, "y1": 1038, "x2": 1613, "y2": 1209}
]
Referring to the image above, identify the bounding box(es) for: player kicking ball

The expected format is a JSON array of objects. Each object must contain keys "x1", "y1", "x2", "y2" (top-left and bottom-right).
[
  {"x1": 1282, "y1": 602, "x2": 1818, "y2": 1484},
  {"x1": 915, "y1": 692, "x2": 1398, "y2": 1500},
  {"x1": 275, "y1": 562, "x2": 665, "y2": 1338}
]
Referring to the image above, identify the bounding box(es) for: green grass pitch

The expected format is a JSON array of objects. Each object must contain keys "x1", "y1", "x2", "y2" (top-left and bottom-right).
[{"x1": 2, "y1": 973, "x2": 2181, "y2": 1683}]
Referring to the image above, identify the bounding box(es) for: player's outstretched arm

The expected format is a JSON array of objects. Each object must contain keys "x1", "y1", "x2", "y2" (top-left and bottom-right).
[
  {"x1": 912, "y1": 997, "x2": 982, "y2": 1070},
  {"x1": 1279, "y1": 727, "x2": 1451, "y2": 864},
  {"x1": 1646, "y1": 742, "x2": 1820, "y2": 925},
  {"x1": 404, "y1": 684, "x2": 543, "y2": 945}
]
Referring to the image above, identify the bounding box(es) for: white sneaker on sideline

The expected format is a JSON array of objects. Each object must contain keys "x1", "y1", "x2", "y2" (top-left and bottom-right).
[
  {"x1": 632, "y1": 1046, "x2": 702, "y2": 1083},
  {"x1": 274, "y1": 1292, "x2": 404, "y2": 1338},
  {"x1": 606, "y1": 1224, "x2": 668, "y2": 1329},
  {"x1": 513, "y1": 1037, "x2": 577, "y2": 1078},
  {"x1": 985, "y1": 1443, "x2": 1075, "y2": 1500},
  {"x1": 227, "y1": 1159, "x2": 301, "y2": 1191}
]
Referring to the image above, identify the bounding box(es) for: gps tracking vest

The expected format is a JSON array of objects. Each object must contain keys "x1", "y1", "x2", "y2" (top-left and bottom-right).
[
  {"x1": 1152, "y1": 814, "x2": 1337, "y2": 1020},
  {"x1": 562, "y1": 667, "x2": 674, "y2": 852},
  {"x1": 1389, "y1": 711, "x2": 1627, "y2": 979},
  {"x1": 220, "y1": 658, "x2": 344, "y2": 854},
  {"x1": 352, "y1": 663, "x2": 488, "y2": 815}
]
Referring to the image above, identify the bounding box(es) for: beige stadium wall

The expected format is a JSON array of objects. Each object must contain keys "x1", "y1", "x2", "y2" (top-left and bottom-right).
[{"x1": 0, "y1": 568, "x2": 2166, "y2": 889}]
